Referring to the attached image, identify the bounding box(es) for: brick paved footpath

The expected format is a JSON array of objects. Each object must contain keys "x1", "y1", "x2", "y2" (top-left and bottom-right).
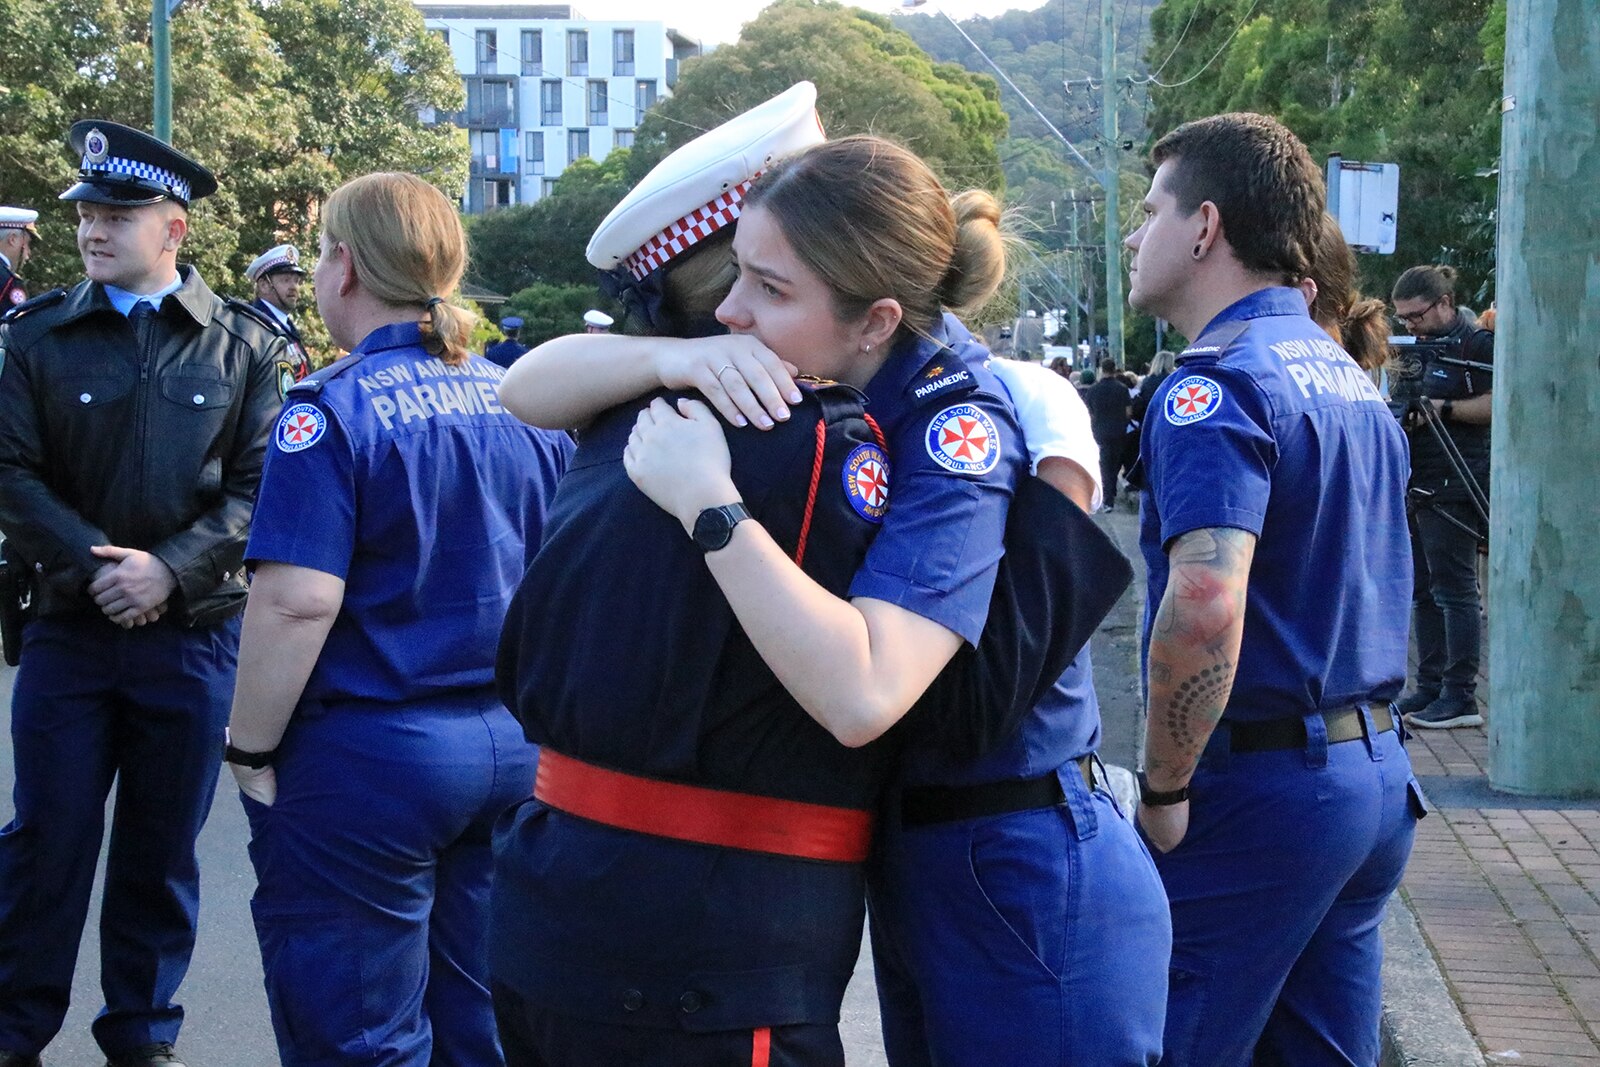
[{"x1": 1402, "y1": 658, "x2": 1600, "y2": 1065}]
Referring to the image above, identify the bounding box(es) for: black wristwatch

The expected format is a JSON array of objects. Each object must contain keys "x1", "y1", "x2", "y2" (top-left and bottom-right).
[
  {"x1": 691, "y1": 502, "x2": 751, "y2": 552},
  {"x1": 1137, "y1": 770, "x2": 1190, "y2": 807},
  {"x1": 223, "y1": 728, "x2": 277, "y2": 769}
]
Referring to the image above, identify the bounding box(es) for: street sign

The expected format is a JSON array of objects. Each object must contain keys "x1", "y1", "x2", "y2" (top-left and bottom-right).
[{"x1": 1326, "y1": 155, "x2": 1400, "y2": 254}]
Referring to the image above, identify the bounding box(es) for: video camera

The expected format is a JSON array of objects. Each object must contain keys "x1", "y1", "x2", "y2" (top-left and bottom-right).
[{"x1": 1384, "y1": 335, "x2": 1491, "y2": 541}]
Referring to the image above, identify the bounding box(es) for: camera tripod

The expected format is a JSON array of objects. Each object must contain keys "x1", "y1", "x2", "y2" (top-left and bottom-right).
[{"x1": 1400, "y1": 390, "x2": 1489, "y2": 546}]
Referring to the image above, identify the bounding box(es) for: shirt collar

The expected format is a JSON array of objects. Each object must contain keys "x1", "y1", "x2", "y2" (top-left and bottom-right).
[
  {"x1": 353, "y1": 321, "x2": 425, "y2": 355},
  {"x1": 1194, "y1": 286, "x2": 1310, "y2": 340},
  {"x1": 104, "y1": 273, "x2": 183, "y2": 318},
  {"x1": 258, "y1": 299, "x2": 292, "y2": 328}
]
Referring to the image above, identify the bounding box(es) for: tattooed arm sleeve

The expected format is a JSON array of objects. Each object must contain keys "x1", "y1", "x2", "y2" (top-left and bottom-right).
[{"x1": 1142, "y1": 526, "x2": 1257, "y2": 790}]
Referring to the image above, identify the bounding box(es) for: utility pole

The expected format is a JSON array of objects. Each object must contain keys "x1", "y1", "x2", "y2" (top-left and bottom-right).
[
  {"x1": 1100, "y1": 0, "x2": 1125, "y2": 368},
  {"x1": 1068, "y1": 191, "x2": 1081, "y2": 348},
  {"x1": 152, "y1": 0, "x2": 181, "y2": 142},
  {"x1": 1488, "y1": 0, "x2": 1600, "y2": 796}
]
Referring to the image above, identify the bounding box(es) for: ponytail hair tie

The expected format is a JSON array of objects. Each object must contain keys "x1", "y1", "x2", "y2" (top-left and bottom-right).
[{"x1": 424, "y1": 296, "x2": 444, "y2": 310}]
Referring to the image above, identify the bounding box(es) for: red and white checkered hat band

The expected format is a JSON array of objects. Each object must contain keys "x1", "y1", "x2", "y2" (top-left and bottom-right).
[{"x1": 624, "y1": 179, "x2": 755, "y2": 281}]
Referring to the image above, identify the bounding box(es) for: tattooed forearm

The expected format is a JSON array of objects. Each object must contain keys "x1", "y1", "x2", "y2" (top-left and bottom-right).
[{"x1": 1143, "y1": 527, "x2": 1257, "y2": 787}]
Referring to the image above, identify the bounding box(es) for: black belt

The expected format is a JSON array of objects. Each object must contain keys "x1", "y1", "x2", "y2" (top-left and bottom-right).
[
  {"x1": 1227, "y1": 705, "x2": 1396, "y2": 753},
  {"x1": 900, "y1": 755, "x2": 1095, "y2": 829}
]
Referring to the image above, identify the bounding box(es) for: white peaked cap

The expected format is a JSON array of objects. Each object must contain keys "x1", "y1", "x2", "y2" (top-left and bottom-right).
[
  {"x1": 246, "y1": 244, "x2": 306, "y2": 282},
  {"x1": 586, "y1": 82, "x2": 825, "y2": 278},
  {"x1": 582, "y1": 309, "x2": 615, "y2": 328}
]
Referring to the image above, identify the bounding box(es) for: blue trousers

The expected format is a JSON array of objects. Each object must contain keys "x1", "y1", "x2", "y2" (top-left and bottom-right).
[
  {"x1": 244, "y1": 696, "x2": 536, "y2": 1067},
  {"x1": 869, "y1": 762, "x2": 1171, "y2": 1066},
  {"x1": 1151, "y1": 713, "x2": 1421, "y2": 1067},
  {"x1": 0, "y1": 614, "x2": 239, "y2": 1056}
]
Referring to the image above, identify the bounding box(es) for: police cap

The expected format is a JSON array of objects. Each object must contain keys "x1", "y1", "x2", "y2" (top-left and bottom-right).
[
  {"x1": 0, "y1": 207, "x2": 39, "y2": 239},
  {"x1": 246, "y1": 244, "x2": 306, "y2": 282},
  {"x1": 59, "y1": 120, "x2": 218, "y2": 208},
  {"x1": 501, "y1": 316, "x2": 524, "y2": 330}
]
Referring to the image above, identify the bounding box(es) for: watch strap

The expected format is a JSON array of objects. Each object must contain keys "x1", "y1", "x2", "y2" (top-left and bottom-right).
[
  {"x1": 1137, "y1": 770, "x2": 1190, "y2": 807},
  {"x1": 224, "y1": 727, "x2": 276, "y2": 769}
]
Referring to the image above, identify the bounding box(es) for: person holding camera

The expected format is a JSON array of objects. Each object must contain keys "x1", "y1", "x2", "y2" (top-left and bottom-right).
[{"x1": 1390, "y1": 264, "x2": 1494, "y2": 729}]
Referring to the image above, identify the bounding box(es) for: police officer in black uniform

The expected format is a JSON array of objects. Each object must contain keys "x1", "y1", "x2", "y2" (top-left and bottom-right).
[
  {"x1": 1390, "y1": 264, "x2": 1493, "y2": 729},
  {"x1": 0, "y1": 207, "x2": 39, "y2": 310},
  {"x1": 0, "y1": 120, "x2": 287, "y2": 1067}
]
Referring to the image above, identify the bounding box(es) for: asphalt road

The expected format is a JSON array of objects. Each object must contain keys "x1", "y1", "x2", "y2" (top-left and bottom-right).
[{"x1": 0, "y1": 507, "x2": 1147, "y2": 1067}]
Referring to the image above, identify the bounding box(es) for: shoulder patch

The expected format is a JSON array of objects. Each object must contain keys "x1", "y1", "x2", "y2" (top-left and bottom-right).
[
  {"x1": 925, "y1": 402, "x2": 1001, "y2": 476},
  {"x1": 842, "y1": 442, "x2": 890, "y2": 523},
  {"x1": 276, "y1": 402, "x2": 327, "y2": 452},
  {"x1": 0, "y1": 288, "x2": 66, "y2": 325},
  {"x1": 1164, "y1": 374, "x2": 1224, "y2": 426},
  {"x1": 908, "y1": 358, "x2": 977, "y2": 407}
]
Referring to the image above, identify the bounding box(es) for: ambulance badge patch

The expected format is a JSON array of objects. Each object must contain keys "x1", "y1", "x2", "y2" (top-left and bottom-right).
[
  {"x1": 925, "y1": 403, "x2": 1000, "y2": 476},
  {"x1": 276, "y1": 402, "x2": 326, "y2": 452},
  {"x1": 843, "y1": 443, "x2": 890, "y2": 523},
  {"x1": 1164, "y1": 375, "x2": 1223, "y2": 426}
]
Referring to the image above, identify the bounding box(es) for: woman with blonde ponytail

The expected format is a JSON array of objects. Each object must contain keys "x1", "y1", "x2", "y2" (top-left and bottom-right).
[
  {"x1": 503, "y1": 135, "x2": 1168, "y2": 1066},
  {"x1": 225, "y1": 171, "x2": 575, "y2": 1066}
]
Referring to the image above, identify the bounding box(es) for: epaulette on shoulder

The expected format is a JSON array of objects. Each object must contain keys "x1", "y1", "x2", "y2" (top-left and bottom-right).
[
  {"x1": 0, "y1": 288, "x2": 66, "y2": 326},
  {"x1": 906, "y1": 347, "x2": 980, "y2": 409},
  {"x1": 287, "y1": 352, "x2": 364, "y2": 397},
  {"x1": 222, "y1": 297, "x2": 288, "y2": 337}
]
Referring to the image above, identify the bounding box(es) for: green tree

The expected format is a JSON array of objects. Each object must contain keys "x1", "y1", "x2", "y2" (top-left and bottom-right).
[
  {"x1": 632, "y1": 0, "x2": 1009, "y2": 193},
  {"x1": 1141, "y1": 0, "x2": 1505, "y2": 302},
  {"x1": 502, "y1": 282, "x2": 613, "y2": 348},
  {"x1": 465, "y1": 151, "x2": 633, "y2": 297},
  {"x1": 0, "y1": 0, "x2": 466, "y2": 309}
]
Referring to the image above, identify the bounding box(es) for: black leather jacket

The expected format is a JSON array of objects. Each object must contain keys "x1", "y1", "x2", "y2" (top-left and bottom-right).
[{"x1": 0, "y1": 267, "x2": 287, "y2": 626}]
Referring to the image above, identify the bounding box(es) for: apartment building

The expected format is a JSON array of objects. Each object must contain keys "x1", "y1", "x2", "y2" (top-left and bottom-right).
[{"x1": 415, "y1": 4, "x2": 701, "y2": 213}]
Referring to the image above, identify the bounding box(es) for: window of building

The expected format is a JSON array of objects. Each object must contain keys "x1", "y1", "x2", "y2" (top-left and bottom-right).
[
  {"x1": 475, "y1": 29, "x2": 496, "y2": 75},
  {"x1": 521, "y1": 30, "x2": 542, "y2": 76},
  {"x1": 527, "y1": 131, "x2": 545, "y2": 174},
  {"x1": 485, "y1": 178, "x2": 514, "y2": 209},
  {"x1": 567, "y1": 30, "x2": 588, "y2": 76},
  {"x1": 433, "y1": 28, "x2": 449, "y2": 46},
  {"x1": 635, "y1": 79, "x2": 657, "y2": 117},
  {"x1": 586, "y1": 80, "x2": 608, "y2": 126},
  {"x1": 613, "y1": 30, "x2": 635, "y2": 76},
  {"x1": 542, "y1": 178, "x2": 559, "y2": 198},
  {"x1": 613, "y1": 128, "x2": 635, "y2": 150},
  {"x1": 568, "y1": 128, "x2": 590, "y2": 160},
  {"x1": 541, "y1": 80, "x2": 562, "y2": 126},
  {"x1": 473, "y1": 129, "x2": 499, "y2": 172},
  {"x1": 468, "y1": 78, "x2": 515, "y2": 127}
]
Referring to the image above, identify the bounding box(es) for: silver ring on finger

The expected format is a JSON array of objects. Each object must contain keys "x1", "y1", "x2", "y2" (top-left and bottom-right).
[{"x1": 715, "y1": 364, "x2": 738, "y2": 380}]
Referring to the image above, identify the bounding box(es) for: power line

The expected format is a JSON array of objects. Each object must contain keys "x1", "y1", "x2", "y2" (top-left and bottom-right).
[
  {"x1": 1131, "y1": 0, "x2": 1260, "y2": 89},
  {"x1": 1145, "y1": 0, "x2": 1203, "y2": 81}
]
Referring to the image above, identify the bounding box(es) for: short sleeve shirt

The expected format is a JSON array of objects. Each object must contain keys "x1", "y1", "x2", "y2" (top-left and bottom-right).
[
  {"x1": 849, "y1": 315, "x2": 1027, "y2": 646},
  {"x1": 246, "y1": 323, "x2": 575, "y2": 705},
  {"x1": 1139, "y1": 288, "x2": 1413, "y2": 719}
]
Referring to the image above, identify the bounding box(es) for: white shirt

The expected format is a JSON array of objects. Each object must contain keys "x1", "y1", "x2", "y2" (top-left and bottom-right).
[{"x1": 989, "y1": 357, "x2": 1104, "y2": 511}]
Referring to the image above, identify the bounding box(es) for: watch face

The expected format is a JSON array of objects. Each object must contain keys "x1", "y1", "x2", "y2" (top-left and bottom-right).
[{"x1": 693, "y1": 508, "x2": 732, "y2": 551}]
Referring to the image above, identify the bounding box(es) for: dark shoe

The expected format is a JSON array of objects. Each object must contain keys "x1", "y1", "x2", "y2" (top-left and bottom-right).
[
  {"x1": 0, "y1": 1051, "x2": 43, "y2": 1067},
  {"x1": 1395, "y1": 688, "x2": 1441, "y2": 717},
  {"x1": 104, "y1": 1043, "x2": 185, "y2": 1067},
  {"x1": 1405, "y1": 695, "x2": 1484, "y2": 730}
]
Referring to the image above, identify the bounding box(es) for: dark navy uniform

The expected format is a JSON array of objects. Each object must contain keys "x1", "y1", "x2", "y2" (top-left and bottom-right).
[
  {"x1": 862, "y1": 316, "x2": 1170, "y2": 1067},
  {"x1": 482, "y1": 337, "x2": 527, "y2": 371},
  {"x1": 1138, "y1": 287, "x2": 1420, "y2": 1066},
  {"x1": 242, "y1": 323, "x2": 573, "y2": 1066},
  {"x1": 249, "y1": 296, "x2": 312, "y2": 395},
  {"x1": 491, "y1": 380, "x2": 890, "y2": 1065},
  {"x1": 0, "y1": 259, "x2": 26, "y2": 309}
]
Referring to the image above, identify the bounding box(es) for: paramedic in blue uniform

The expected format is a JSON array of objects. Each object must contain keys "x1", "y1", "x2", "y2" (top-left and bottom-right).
[
  {"x1": 245, "y1": 243, "x2": 313, "y2": 391},
  {"x1": 502, "y1": 128, "x2": 1168, "y2": 1067},
  {"x1": 0, "y1": 121, "x2": 287, "y2": 1067},
  {"x1": 224, "y1": 172, "x2": 573, "y2": 1067},
  {"x1": 1127, "y1": 112, "x2": 1420, "y2": 1067},
  {"x1": 483, "y1": 315, "x2": 525, "y2": 369},
  {"x1": 0, "y1": 207, "x2": 39, "y2": 309}
]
